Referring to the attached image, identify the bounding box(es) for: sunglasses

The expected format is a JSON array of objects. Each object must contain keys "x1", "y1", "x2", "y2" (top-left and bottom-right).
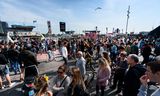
[{"x1": 57, "y1": 71, "x2": 63, "y2": 74}]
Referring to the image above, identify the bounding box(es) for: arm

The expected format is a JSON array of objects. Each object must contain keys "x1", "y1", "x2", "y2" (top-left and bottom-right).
[
  {"x1": 52, "y1": 76, "x2": 64, "y2": 91},
  {"x1": 137, "y1": 75, "x2": 149, "y2": 96},
  {"x1": 79, "y1": 60, "x2": 86, "y2": 76},
  {"x1": 52, "y1": 85, "x2": 64, "y2": 91}
]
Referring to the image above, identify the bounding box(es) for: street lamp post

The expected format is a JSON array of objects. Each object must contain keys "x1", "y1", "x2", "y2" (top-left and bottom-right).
[{"x1": 125, "y1": 5, "x2": 130, "y2": 37}]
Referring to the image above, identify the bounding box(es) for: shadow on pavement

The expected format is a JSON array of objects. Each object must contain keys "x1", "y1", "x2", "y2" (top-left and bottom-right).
[{"x1": 0, "y1": 83, "x2": 23, "y2": 96}]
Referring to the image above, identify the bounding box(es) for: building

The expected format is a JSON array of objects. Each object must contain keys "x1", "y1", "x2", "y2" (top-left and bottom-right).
[
  {"x1": 65, "y1": 31, "x2": 75, "y2": 35},
  {"x1": 0, "y1": 21, "x2": 9, "y2": 34},
  {"x1": 84, "y1": 30, "x2": 100, "y2": 39},
  {"x1": 148, "y1": 26, "x2": 160, "y2": 37}
]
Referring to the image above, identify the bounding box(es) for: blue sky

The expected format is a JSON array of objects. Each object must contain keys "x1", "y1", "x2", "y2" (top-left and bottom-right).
[{"x1": 0, "y1": 0, "x2": 160, "y2": 34}]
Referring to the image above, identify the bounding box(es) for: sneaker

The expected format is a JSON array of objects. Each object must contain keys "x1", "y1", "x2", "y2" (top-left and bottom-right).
[
  {"x1": 9, "y1": 82, "x2": 16, "y2": 88},
  {"x1": 0, "y1": 86, "x2": 4, "y2": 89}
]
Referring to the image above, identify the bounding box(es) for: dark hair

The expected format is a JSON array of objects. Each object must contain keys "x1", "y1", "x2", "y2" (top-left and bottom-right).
[
  {"x1": 130, "y1": 54, "x2": 139, "y2": 63},
  {"x1": 58, "y1": 65, "x2": 66, "y2": 72},
  {"x1": 147, "y1": 61, "x2": 160, "y2": 74}
]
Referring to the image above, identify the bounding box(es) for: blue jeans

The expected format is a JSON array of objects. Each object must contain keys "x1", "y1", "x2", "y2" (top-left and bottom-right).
[
  {"x1": 10, "y1": 61, "x2": 21, "y2": 74},
  {"x1": 0, "y1": 65, "x2": 10, "y2": 76}
]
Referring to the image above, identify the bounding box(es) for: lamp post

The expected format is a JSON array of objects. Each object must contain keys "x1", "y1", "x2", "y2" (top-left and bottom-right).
[{"x1": 125, "y1": 5, "x2": 130, "y2": 37}]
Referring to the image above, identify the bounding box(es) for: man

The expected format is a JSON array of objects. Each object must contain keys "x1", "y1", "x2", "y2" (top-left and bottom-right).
[
  {"x1": 76, "y1": 51, "x2": 86, "y2": 78},
  {"x1": 110, "y1": 52, "x2": 128, "y2": 94},
  {"x1": 138, "y1": 61, "x2": 160, "y2": 96},
  {"x1": 7, "y1": 44, "x2": 21, "y2": 75},
  {"x1": 141, "y1": 44, "x2": 152, "y2": 64},
  {"x1": 130, "y1": 41, "x2": 139, "y2": 55},
  {"x1": 61, "y1": 42, "x2": 68, "y2": 65},
  {"x1": 123, "y1": 54, "x2": 146, "y2": 96},
  {"x1": 19, "y1": 47, "x2": 38, "y2": 81},
  {"x1": 0, "y1": 46, "x2": 15, "y2": 89}
]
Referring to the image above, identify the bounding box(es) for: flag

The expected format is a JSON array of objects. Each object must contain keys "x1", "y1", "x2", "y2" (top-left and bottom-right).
[
  {"x1": 33, "y1": 20, "x2": 37, "y2": 23},
  {"x1": 95, "y1": 7, "x2": 102, "y2": 11}
]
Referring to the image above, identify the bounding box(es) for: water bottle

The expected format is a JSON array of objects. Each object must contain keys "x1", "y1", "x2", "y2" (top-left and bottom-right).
[{"x1": 29, "y1": 90, "x2": 35, "y2": 96}]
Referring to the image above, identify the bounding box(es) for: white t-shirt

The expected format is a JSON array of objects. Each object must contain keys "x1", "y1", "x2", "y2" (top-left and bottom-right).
[{"x1": 61, "y1": 46, "x2": 68, "y2": 58}]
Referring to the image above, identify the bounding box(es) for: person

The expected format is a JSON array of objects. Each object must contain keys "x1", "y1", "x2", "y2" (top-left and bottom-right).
[
  {"x1": 76, "y1": 51, "x2": 86, "y2": 78},
  {"x1": 67, "y1": 67, "x2": 87, "y2": 96},
  {"x1": 35, "y1": 75, "x2": 52, "y2": 96},
  {"x1": 19, "y1": 47, "x2": 38, "y2": 81},
  {"x1": 102, "y1": 52, "x2": 111, "y2": 65},
  {"x1": 123, "y1": 54, "x2": 146, "y2": 96},
  {"x1": 130, "y1": 41, "x2": 139, "y2": 55},
  {"x1": 53, "y1": 65, "x2": 71, "y2": 96},
  {"x1": 7, "y1": 44, "x2": 21, "y2": 75},
  {"x1": 137, "y1": 61, "x2": 160, "y2": 96},
  {"x1": 61, "y1": 42, "x2": 68, "y2": 65},
  {"x1": 0, "y1": 50, "x2": 15, "y2": 89},
  {"x1": 96, "y1": 57, "x2": 111, "y2": 96},
  {"x1": 110, "y1": 52, "x2": 128, "y2": 94},
  {"x1": 110, "y1": 42, "x2": 118, "y2": 62},
  {"x1": 47, "y1": 46, "x2": 54, "y2": 61},
  {"x1": 141, "y1": 44, "x2": 152, "y2": 64}
]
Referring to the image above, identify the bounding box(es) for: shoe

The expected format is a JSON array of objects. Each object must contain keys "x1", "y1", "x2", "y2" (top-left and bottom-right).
[
  {"x1": 9, "y1": 82, "x2": 16, "y2": 87},
  {"x1": 0, "y1": 86, "x2": 4, "y2": 89}
]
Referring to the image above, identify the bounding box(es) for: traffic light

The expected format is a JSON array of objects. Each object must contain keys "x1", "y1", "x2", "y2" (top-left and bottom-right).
[{"x1": 60, "y1": 22, "x2": 66, "y2": 32}]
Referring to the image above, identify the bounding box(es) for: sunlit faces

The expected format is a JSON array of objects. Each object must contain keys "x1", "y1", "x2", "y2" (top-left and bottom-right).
[{"x1": 146, "y1": 66, "x2": 160, "y2": 83}]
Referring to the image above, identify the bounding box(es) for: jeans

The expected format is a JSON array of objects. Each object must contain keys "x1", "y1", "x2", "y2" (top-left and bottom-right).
[{"x1": 10, "y1": 60, "x2": 21, "y2": 74}]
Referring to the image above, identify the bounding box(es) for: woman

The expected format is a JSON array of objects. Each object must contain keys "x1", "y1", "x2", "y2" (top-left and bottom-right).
[
  {"x1": 96, "y1": 57, "x2": 111, "y2": 96},
  {"x1": 67, "y1": 67, "x2": 88, "y2": 96},
  {"x1": 35, "y1": 75, "x2": 52, "y2": 96},
  {"x1": 53, "y1": 65, "x2": 71, "y2": 96},
  {"x1": 102, "y1": 52, "x2": 111, "y2": 66}
]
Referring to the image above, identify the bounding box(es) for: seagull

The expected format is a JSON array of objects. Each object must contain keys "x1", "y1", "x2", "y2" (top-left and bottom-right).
[{"x1": 95, "y1": 7, "x2": 102, "y2": 11}]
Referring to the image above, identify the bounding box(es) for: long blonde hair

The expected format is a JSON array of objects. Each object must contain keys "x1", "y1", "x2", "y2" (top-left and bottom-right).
[
  {"x1": 71, "y1": 67, "x2": 86, "y2": 94},
  {"x1": 102, "y1": 52, "x2": 111, "y2": 65},
  {"x1": 35, "y1": 75, "x2": 49, "y2": 96},
  {"x1": 98, "y1": 57, "x2": 111, "y2": 69}
]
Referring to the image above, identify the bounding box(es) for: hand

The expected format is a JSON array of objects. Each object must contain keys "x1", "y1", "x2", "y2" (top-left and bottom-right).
[
  {"x1": 140, "y1": 75, "x2": 149, "y2": 86},
  {"x1": 60, "y1": 87, "x2": 64, "y2": 90}
]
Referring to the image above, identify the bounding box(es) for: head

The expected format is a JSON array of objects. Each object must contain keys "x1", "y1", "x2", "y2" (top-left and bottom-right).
[
  {"x1": 146, "y1": 61, "x2": 160, "y2": 83},
  {"x1": 35, "y1": 75, "x2": 49, "y2": 94},
  {"x1": 127, "y1": 54, "x2": 139, "y2": 66},
  {"x1": 77, "y1": 51, "x2": 83, "y2": 58},
  {"x1": 71, "y1": 67, "x2": 83, "y2": 85},
  {"x1": 57, "y1": 65, "x2": 66, "y2": 78},
  {"x1": 102, "y1": 52, "x2": 111, "y2": 65},
  {"x1": 98, "y1": 57, "x2": 110, "y2": 68},
  {"x1": 63, "y1": 42, "x2": 67, "y2": 47},
  {"x1": 119, "y1": 51, "x2": 127, "y2": 61}
]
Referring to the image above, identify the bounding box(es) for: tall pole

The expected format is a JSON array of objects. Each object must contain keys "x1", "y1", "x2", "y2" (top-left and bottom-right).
[
  {"x1": 125, "y1": 5, "x2": 130, "y2": 36},
  {"x1": 106, "y1": 27, "x2": 108, "y2": 34}
]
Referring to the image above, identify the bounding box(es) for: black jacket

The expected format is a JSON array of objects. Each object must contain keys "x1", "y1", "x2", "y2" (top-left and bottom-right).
[
  {"x1": 19, "y1": 50, "x2": 38, "y2": 67},
  {"x1": 0, "y1": 53, "x2": 8, "y2": 65},
  {"x1": 123, "y1": 64, "x2": 146, "y2": 96}
]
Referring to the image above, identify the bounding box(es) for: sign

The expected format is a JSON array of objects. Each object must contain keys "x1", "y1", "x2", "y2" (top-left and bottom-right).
[
  {"x1": 47, "y1": 21, "x2": 52, "y2": 35},
  {"x1": 60, "y1": 22, "x2": 66, "y2": 32}
]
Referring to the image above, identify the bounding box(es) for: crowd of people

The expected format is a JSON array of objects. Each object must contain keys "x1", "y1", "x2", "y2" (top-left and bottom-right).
[{"x1": 0, "y1": 35, "x2": 160, "y2": 96}]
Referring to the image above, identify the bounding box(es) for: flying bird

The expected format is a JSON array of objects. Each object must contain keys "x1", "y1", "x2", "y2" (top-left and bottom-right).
[{"x1": 95, "y1": 7, "x2": 102, "y2": 11}]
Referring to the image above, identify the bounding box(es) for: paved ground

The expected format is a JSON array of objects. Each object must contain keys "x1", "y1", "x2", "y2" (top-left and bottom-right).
[{"x1": 0, "y1": 49, "x2": 125, "y2": 96}]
